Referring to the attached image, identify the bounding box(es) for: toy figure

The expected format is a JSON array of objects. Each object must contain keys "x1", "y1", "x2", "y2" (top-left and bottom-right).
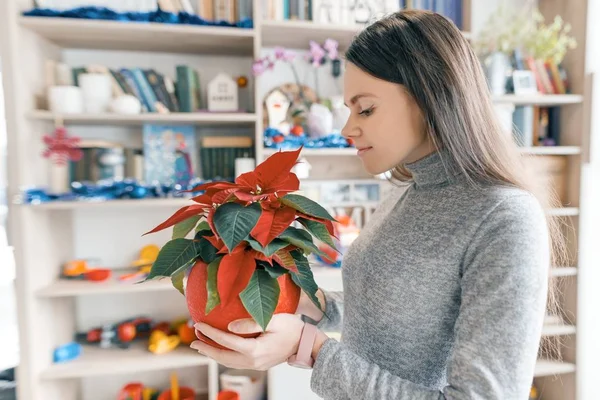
[{"x1": 75, "y1": 317, "x2": 153, "y2": 349}]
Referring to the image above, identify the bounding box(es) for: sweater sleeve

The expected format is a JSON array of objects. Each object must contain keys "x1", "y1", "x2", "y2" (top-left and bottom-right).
[{"x1": 310, "y1": 194, "x2": 550, "y2": 400}]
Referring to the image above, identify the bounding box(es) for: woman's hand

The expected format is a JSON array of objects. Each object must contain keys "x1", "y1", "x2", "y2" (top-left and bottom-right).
[
  {"x1": 191, "y1": 314, "x2": 304, "y2": 371},
  {"x1": 296, "y1": 288, "x2": 326, "y2": 322}
]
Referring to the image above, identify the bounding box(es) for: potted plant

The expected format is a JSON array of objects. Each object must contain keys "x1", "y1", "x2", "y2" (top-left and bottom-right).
[{"x1": 142, "y1": 147, "x2": 337, "y2": 349}]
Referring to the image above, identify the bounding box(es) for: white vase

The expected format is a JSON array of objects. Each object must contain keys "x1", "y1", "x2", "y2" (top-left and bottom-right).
[
  {"x1": 306, "y1": 103, "x2": 333, "y2": 138},
  {"x1": 484, "y1": 52, "x2": 511, "y2": 96},
  {"x1": 48, "y1": 161, "x2": 70, "y2": 194},
  {"x1": 79, "y1": 73, "x2": 113, "y2": 113}
]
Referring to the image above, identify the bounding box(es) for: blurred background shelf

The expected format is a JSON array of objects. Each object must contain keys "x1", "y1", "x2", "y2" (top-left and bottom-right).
[
  {"x1": 542, "y1": 323, "x2": 577, "y2": 337},
  {"x1": 550, "y1": 267, "x2": 577, "y2": 277},
  {"x1": 491, "y1": 94, "x2": 584, "y2": 106},
  {"x1": 28, "y1": 111, "x2": 257, "y2": 126},
  {"x1": 40, "y1": 344, "x2": 213, "y2": 380},
  {"x1": 534, "y1": 360, "x2": 576, "y2": 378},
  {"x1": 18, "y1": 16, "x2": 255, "y2": 55}
]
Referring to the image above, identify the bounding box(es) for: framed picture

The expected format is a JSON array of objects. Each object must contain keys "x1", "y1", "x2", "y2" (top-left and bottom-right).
[{"x1": 512, "y1": 70, "x2": 538, "y2": 96}]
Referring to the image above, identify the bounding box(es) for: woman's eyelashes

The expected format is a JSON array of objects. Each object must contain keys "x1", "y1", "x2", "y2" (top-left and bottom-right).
[{"x1": 359, "y1": 106, "x2": 375, "y2": 117}]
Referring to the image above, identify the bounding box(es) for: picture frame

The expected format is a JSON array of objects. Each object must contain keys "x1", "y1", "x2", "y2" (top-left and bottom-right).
[{"x1": 512, "y1": 70, "x2": 538, "y2": 96}]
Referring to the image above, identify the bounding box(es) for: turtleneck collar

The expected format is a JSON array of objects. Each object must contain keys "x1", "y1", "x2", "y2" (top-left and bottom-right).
[{"x1": 404, "y1": 150, "x2": 458, "y2": 188}]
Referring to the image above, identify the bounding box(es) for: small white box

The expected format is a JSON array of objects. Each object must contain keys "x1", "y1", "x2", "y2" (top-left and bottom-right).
[{"x1": 220, "y1": 369, "x2": 266, "y2": 400}]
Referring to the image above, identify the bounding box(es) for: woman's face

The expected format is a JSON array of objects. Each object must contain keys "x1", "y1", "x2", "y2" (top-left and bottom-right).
[{"x1": 342, "y1": 62, "x2": 433, "y2": 175}]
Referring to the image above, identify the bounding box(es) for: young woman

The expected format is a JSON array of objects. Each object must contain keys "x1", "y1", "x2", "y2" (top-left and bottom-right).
[{"x1": 191, "y1": 10, "x2": 559, "y2": 399}]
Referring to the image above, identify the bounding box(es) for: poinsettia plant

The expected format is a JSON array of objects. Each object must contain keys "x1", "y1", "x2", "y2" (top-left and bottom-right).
[{"x1": 143, "y1": 147, "x2": 338, "y2": 332}]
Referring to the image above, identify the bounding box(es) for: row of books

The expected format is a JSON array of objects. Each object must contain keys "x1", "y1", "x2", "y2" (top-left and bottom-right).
[
  {"x1": 511, "y1": 50, "x2": 569, "y2": 95},
  {"x1": 48, "y1": 62, "x2": 204, "y2": 113},
  {"x1": 69, "y1": 129, "x2": 254, "y2": 184},
  {"x1": 402, "y1": 0, "x2": 463, "y2": 30},
  {"x1": 263, "y1": 0, "x2": 462, "y2": 30},
  {"x1": 513, "y1": 106, "x2": 560, "y2": 147},
  {"x1": 198, "y1": 0, "x2": 253, "y2": 23}
]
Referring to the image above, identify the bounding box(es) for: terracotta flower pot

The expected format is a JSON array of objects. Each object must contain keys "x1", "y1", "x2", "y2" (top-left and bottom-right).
[{"x1": 185, "y1": 260, "x2": 301, "y2": 350}]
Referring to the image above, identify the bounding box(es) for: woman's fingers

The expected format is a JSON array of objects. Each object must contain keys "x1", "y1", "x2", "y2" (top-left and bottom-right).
[
  {"x1": 228, "y1": 318, "x2": 263, "y2": 334},
  {"x1": 194, "y1": 322, "x2": 256, "y2": 355},
  {"x1": 190, "y1": 340, "x2": 245, "y2": 368}
]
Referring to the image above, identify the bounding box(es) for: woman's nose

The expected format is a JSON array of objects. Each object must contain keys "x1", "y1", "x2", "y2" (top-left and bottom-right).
[{"x1": 341, "y1": 118, "x2": 359, "y2": 139}]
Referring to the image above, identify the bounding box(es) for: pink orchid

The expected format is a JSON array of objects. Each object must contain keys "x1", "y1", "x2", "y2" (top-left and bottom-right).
[
  {"x1": 323, "y1": 39, "x2": 339, "y2": 60},
  {"x1": 252, "y1": 60, "x2": 266, "y2": 76},
  {"x1": 309, "y1": 41, "x2": 326, "y2": 67}
]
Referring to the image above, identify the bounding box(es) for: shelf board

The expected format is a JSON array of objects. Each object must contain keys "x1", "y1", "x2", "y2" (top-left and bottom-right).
[
  {"x1": 19, "y1": 17, "x2": 255, "y2": 55},
  {"x1": 534, "y1": 360, "x2": 576, "y2": 377},
  {"x1": 547, "y1": 207, "x2": 580, "y2": 217},
  {"x1": 38, "y1": 267, "x2": 341, "y2": 297},
  {"x1": 542, "y1": 323, "x2": 576, "y2": 337},
  {"x1": 41, "y1": 344, "x2": 212, "y2": 380},
  {"x1": 28, "y1": 111, "x2": 257, "y2": 126},
  {"x1": 492, "y1": 94, "x2": 583, "y2": 106},
  {"x1": 520, "y1": 146, "x2": 581, "y2": 155},
  {"x1": 23, "y1": 198, "x2": 191, "y2": 210},
  {"x1": 265, "y1": 146, "x2": 582, "y2": 158},
  {"x1": 550, "y1": 267, "x2": 578, "y2": 277},
  {"x1": 263, "y1": 147, "x2": 356, "y2": 156},
  {"x1": 37, "y1": 278, "x2": 173, "y2": 297},
  {"x1": 260, "y1": 19, "x2": 471, "y2": 49}
]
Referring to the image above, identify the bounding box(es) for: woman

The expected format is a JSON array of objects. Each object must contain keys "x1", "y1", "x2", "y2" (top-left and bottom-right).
[{"x1": 191, "y1": 10, "x2": 560, "y2": 399}]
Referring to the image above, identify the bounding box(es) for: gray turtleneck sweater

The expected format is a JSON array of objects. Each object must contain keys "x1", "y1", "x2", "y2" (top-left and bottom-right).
[{"x1": 310, "y1": 151, "x2": 550, "y2": 400}]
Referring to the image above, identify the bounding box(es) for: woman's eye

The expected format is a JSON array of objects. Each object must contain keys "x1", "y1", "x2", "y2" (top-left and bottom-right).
[{"x1": 359, "y1": 107, "x2": 374, "y2": 116}]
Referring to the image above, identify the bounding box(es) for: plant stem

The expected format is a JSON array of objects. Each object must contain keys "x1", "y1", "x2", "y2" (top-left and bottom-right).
[{"x1": 289, "y1": 62, "x2": 312, "y2": 109}]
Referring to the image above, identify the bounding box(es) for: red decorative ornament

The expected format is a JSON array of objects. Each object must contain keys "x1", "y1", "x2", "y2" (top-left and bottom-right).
[{"x1": 42, "y1": 127, "x2": 83, "y2": 165}]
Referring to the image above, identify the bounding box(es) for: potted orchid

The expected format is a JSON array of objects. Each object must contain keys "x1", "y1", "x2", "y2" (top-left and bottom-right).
[{"x1": 142, "y1": 148, "x2": 337, "y2": 348}]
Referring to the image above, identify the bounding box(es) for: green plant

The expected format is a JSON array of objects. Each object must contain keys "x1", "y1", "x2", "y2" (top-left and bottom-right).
[
  {"x1": 142, "y1": 147, "x2": 338, "y2": 331},
  {"x1": 474, "y1": 4, "x2": 576, "y2": 64}
]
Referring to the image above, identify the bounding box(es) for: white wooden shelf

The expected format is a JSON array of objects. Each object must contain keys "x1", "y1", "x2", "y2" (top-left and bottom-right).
[
  {"x1": 28, "y1": 110, "x2": 257, "y2": 126},
  {"x1": 520, "y1": 146, "x2": 582, "y2": 155},
  {"x1": 37, "y1": 278, "x2": 172, "y2": 297},
  {"x1": 41, "y1": 344, "x2": 213, "y2": 380},
  {"x1": 534, "y1": 360, "x2": 576, "y2": 377},
  {"x1": 542, "y1": 323, "x2": 577, "y2": 336},
  {"x1": 19, "y1": 16, "x2": 255, "y2": 55},
  {"x1": 265, "y1": 146, "x2": 581, "y2": 157},
  {"x1": 550, "y1": 267, "x2": 578, "y2": 277},
  {"x1": 264, "y1": 147, "x2": 356, "y2": 156},
  {"x1": 38, "y1": 267, "x2": 342, "y2": 297},
  {"x1": 24, "y1": 198, "x2": 190, "y2": 210},
  {"x1": 261, "y1": 19, "x2": 471, "y2": 49},
  {"x1": 547, "y1": 207, "x2": 580, "y2": 217},
  {"x1": 492, "y1": 94, "x2": 583, "y2": 106}
]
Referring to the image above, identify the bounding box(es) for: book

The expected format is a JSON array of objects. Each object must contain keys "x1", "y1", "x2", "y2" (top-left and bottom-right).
[{"x1": 143, "y1": 125, "x2": 198, "y2": 186}]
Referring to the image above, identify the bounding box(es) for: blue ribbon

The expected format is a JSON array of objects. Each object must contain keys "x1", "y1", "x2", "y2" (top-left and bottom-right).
[
  {"x1": 23, "y1": 7, "x2": 253, "y2": 29},
  {"x1": 264, "y1": 128, "x2": 352, "y2": 150}
]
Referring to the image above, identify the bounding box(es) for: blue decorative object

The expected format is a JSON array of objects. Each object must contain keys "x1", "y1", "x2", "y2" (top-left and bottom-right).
[
  {"x1": 263, "y1": 128, "x2": 352, "y2": 150},
  {"x1": 20, "y1": 177, "x2": 223, "y2": 205},
  {"x1": 22, "y1": 6, "x2": 253, "y2": 29},
  {"x1": 53, "y1": 342, "x2": 82, "y2": 363}
]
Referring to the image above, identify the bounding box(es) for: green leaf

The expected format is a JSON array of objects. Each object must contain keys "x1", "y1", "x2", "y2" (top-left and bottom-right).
[
  {"x1": 147, "y1": 239, "x2": 199, "y2": 280},
  {"x1": 247, "y1": 237, "x2": 289, "y2": 257},
  {"x1": 298, "y1": 217, "x2": 338, "y2": 251},
  {"x1": 280, "y1": 194, "x2": 336, "y2": 221},
  {"x1": 194, "y1": 220, "x2": 211, "y2": 234},
  {"x1": 171, "y1": 261, "x2": 193, "y2": 296},
  {"x1": 289, "y1": 250, "x2": 323, "y2": 313},
  {"x1": 213, "y1": 202, "x2": 262, "y2": 252},
  {"x1": 205, "y1": 257, "x2": 222, "y2": 315},
  {"x1": 240, "y1": 269, "x2": 281, "y2": 332},
  {"x1": 279, "y1": 227, "x2": 326, "y2": 257},
  {"x1": 260, "y1": 262, "x2": 289, "y2": 279},
  {"x1": 197, "y1": 237, "x2": 218, "y2": 264},
  {"x1": 172, "y1": 215, "x2": 201, "y2": 239}
]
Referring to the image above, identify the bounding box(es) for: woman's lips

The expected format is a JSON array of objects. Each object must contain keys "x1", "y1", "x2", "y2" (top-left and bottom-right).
[{"x1": 357, "y1": 146, "x2": 373, "y2": 156}]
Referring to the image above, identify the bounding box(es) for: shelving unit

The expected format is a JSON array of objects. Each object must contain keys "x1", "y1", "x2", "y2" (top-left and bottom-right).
[
  {"x1": 40, "y1": 344, "x2": 215, "y2": 380},
  {"x1": 1, "y1": 0, "x2": 595, "y2": 399},
  {"x1": 27, "y1": 110, "x2": 258, "y2": 126}
]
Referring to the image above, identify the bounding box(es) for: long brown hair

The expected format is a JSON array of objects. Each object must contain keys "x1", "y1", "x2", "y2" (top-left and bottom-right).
[{"x1": 345, "y1": 10, "x2": 566, "y2": 343}]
